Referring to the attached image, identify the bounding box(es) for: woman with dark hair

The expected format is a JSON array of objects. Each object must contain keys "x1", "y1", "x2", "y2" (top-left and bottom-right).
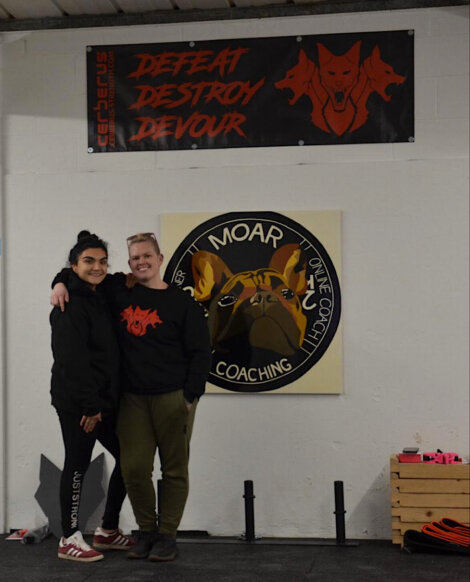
[{"x1": 50, "y1": 231, "x2": 134, "y2": 562}]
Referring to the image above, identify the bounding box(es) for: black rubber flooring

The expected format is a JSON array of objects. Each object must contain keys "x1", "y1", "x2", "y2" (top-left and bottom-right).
[{"x1": 1, "y1": 535, "x2": 469, "y2": 581}]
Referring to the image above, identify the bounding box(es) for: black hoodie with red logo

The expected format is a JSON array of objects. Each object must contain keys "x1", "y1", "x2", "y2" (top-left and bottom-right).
[
  {"x1": 102, "y1": 273, "x2": 211, "y2": 402},
  {"x1": 53, "y1": 270, "x2": 211, "y2": 403}
]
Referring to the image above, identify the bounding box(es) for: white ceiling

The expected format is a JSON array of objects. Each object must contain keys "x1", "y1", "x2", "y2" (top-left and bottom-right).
[
  {"x1": 0, "y1": 0, "x2": 315, "y2": 20},
  {"x1": 0, "y1": 0, "x2": 466, "y2": 30}
]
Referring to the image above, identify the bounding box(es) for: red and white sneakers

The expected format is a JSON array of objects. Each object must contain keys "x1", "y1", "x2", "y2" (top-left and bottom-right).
[
  {"x1": 58, "y1": 531, "x2": 104, "y2": 562},
  {"x1": 92, "y1": 526, "x2": 135, "y2": 551}
]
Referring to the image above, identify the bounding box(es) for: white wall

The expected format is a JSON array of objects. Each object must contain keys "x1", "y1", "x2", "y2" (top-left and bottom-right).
[
  {"x1": 0, "y1": 38, "x2": 5, "y2": 533},
  {"x1": 0, "y1": 5, "x2": 468, "y2": 539}
]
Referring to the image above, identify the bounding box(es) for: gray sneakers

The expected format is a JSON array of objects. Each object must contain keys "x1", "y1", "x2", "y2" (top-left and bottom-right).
[
  {"x1": 126, "y1": 530, "x2": 157, "y2": 559},
  {"x1": 148, "y1": 534, "x2": 178, "y2": 562}
]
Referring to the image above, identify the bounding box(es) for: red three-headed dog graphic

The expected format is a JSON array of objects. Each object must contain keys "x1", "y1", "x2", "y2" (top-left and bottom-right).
[{"x1": 275, "y1": 42, "x2": 405, "y2": 136}]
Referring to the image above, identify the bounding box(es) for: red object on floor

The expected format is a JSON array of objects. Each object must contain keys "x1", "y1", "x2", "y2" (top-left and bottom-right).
[{"x1": 398, "y1": 453, "x2": 421, "y2": 463}]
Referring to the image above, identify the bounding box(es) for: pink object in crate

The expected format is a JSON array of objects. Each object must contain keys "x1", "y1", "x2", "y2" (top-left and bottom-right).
[
  {"x1": 422, "y1": 451, "x2": 462, "y2": 464},
  {"x1": 398, "y1": 453, "x2": 421, "y2": 463}
]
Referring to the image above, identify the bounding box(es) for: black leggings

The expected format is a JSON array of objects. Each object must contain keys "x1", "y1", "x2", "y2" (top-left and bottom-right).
[{"x1": 57, "y1": 410, "x2": 127, "y2": 538}]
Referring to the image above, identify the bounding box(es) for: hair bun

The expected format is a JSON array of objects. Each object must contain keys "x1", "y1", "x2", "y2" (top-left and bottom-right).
[
  {"x1": 77, "y1": 230, "x2": 92, "y2": 241},
  {"x1": 68, "y1": 231, "x2": 108, "y2": 266}
]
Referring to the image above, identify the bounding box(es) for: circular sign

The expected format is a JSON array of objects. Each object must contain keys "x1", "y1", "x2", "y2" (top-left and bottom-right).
[{"x1": 164, "y1": 211, "x2": 341, "y2": 392}]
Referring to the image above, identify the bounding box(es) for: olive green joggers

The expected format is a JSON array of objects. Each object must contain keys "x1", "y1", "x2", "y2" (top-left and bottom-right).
[{"x1": 117, "y1": 390, "x2": 197, "y2": 536}]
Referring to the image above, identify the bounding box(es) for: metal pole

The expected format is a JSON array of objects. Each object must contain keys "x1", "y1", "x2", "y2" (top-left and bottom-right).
[
  {"x1": 243, "y1": 480, "x2": 256, "y2": 542},
  {"x1": 334, "y1": 481, "x2": 346, "y2": 544}
]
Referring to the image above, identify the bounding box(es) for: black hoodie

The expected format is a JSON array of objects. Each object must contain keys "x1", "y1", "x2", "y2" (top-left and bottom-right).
[
  {"x1": 53, "y1": 269, "x2": 211, "y2": 403},
  {"x1": 50, "y1": 272, "x2": 120, "y2": 417}
]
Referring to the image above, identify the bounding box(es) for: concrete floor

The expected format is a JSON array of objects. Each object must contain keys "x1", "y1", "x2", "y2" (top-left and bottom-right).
[{"x1": 1, "y1": 535, "x2": 469, "y2": 582}]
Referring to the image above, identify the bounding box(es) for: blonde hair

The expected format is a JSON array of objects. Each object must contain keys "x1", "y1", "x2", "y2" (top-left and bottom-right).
[{"x1": 126, "y1": 232, "x2": 161, "y2": 255}]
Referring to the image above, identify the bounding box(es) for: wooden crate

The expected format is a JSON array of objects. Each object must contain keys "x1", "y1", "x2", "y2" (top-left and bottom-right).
[{"x1": 390, "y1": 455, "x2": 470, "y2": 546}]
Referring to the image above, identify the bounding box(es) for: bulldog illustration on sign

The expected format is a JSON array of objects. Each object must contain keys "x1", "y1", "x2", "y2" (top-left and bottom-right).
[
  {"x1": 164, "y1": 212, "x2": 341, "y2": 393},
  {"x1": 191, "y1": 243, "x2": 308, "y2": 358}
]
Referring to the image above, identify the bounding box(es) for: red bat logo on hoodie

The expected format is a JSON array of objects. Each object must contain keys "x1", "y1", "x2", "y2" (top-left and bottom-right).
[{"x1": 120, "y1": 305, "x2": 162, "y2": 337}]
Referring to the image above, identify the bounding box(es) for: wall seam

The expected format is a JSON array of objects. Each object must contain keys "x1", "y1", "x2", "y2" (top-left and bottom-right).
[{"x1": 0, "y1": 34, "x2": 7, "y2": 534}]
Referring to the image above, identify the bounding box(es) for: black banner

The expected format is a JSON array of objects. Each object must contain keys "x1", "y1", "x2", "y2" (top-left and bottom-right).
[{"x1": 87, "y1": 30, "x2": 414, "y2": 152}]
